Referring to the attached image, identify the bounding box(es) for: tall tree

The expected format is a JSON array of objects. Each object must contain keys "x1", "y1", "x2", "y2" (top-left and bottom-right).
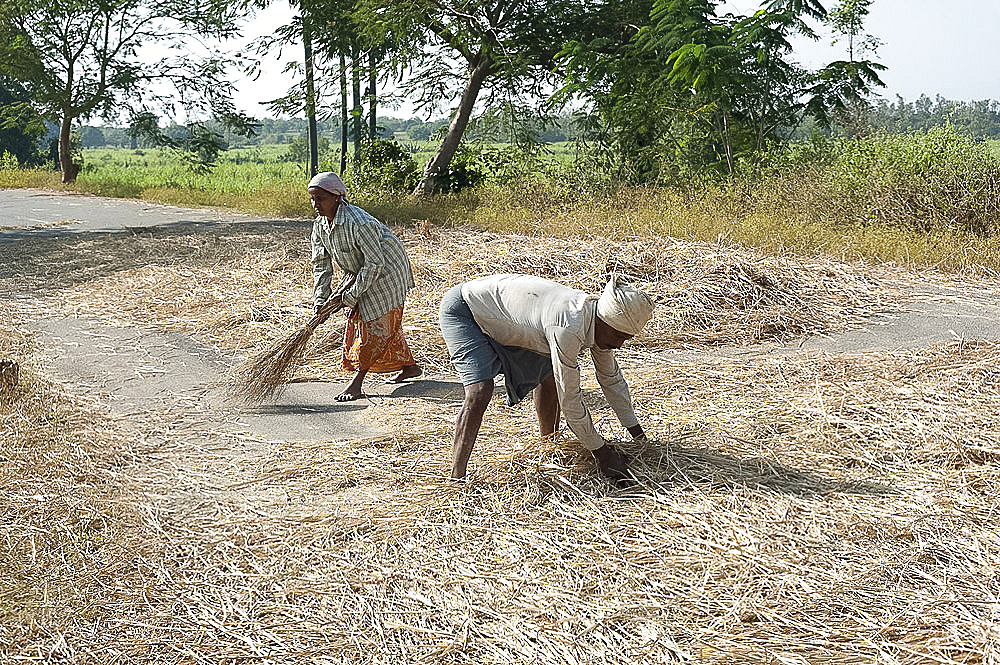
[
  {"x1": 805, "y1": 0, "x2": 885, "y2": 134},
  {"x1": 559, "y1": 0, "x2": 884, "y2": 180},
  {"x1": 367, "y1": 50, "x2": 377, "y2": 139},
  {"x1": 258, "y1": 0, "x2": 366, "y2": 172},
  {"x1": 357, "y1": 0, "x2": 591, "y2": 195},
  {"x1": 302, "y1": 3, "x2": 320, "y2": 176},
  {"x1": 351, "y1": 46, "x2": 362, "y2": 156},
  {"x1": 0, "y1": 74, "x2": 44, "y2": 165},
  {"x1": 0, "y1": 0, "x2": 256, "y2": 182},
  {"x1": 340, "y1": 53, "x2": 349, "y2": 174},
  {"x1": 655, "y1": 3, "x2": 809, "y2": 171}
]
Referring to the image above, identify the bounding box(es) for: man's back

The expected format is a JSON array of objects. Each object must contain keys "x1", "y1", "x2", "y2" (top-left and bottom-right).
[{"x1": 460, "y1": 274, "x2": 596, "y2": 355}]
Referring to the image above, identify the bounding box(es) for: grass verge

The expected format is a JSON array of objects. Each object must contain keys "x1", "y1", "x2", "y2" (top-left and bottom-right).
[{"x1": 4, "y1": 164, "x2": 1000, "y2": 275}]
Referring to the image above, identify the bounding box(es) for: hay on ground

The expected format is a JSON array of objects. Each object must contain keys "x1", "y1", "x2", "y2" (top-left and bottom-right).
[{"x1": 4, "y1": 224, "x2": 1000, "y2": 663}]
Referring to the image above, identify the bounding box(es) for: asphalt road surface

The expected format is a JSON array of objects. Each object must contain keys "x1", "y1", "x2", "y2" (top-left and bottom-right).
[
  {"x1": 2, "y1": 188, "x2": 407, "y2": 444},
  {"x1": 4, "y1": 188, "x2": 1000, "y2": 444},
  {"x1": 0, "y1": 188, "x2": 256, "y2": 239}
]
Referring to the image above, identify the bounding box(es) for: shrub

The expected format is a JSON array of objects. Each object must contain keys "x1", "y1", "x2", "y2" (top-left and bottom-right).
[
  {"x1": 433, "y1": 143, "x2": 549, "y2": 194},
  {"x1": 282, "y1": 137, "x2": 332, "y2": 164},
  {"x1": 831, "y1": 126, "x2": 1000, "y2": 235},
  {"x1": 0, "y1": 151, "x2": 18, "y2": 170},
  {"x1": 350, "y1": 138, "x2": 419, "y2": 193}
]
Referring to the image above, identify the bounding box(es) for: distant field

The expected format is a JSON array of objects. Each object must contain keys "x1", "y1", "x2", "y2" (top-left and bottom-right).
[
  {"x1": 82, "y1": 146, "x2": 307, "y2": 194},
  {"x1": 82, "y1": 140, "x2": 579, "y2": 192},
  {"x1": 3, "y1": 129, "x2": 998, "y2": 275},
  {"x1": 70, "y1": 141, "x2": 581, "y2": 215}
]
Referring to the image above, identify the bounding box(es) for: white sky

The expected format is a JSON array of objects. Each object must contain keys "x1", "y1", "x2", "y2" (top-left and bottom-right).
[{"x1": 226, "y1": 0, "x2": 1000, "y2": 119}]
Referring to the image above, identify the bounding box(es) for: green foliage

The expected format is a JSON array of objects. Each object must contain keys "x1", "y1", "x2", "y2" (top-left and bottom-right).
[
  {"x1": 0, "y1": 0, "x2": 254, "y2": 181},
  {"x1": 867, "y1": 95, "x2": 1000, "y2": 139},
  {"x1": 0, "y1": 150, "x2": 19, "y2": 169},
  {"x1": 349, "y1": 138, "x2": 418, "y2": 192},
  {"x1": 419, "y1": 142, "x2": 556, "y2": 194},
  {"x1": 283, "y1": 136, "x2": 331, "y2": 164},
  {"x1": 127, "y1": 114, "x2": 235, "y2": 173},
  {"x1": 556, "y1": 0, "x2": 891, "y2": 183},
  {"x1": 830, "y1": 126, "x2": 1000, "y2": 235},
  {"x1": 434, "y1": 144, "x2": 484, "y2": 194},
  {"x1": 354, "y1": 0, "x2": 605, "y2": 193},
  {"x1": 0, "y1": 74, "x2": 43, "y2": 166}
]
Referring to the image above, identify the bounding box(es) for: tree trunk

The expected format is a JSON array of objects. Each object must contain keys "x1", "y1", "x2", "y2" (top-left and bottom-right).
[
  {"x1": 351, "y1": 48, "x2": 362, "y2": 158},
  {"x1": 339, "y1": 53, "x2": 348, "y2": 175},
  {"x1": 721, "y1": 112, "x2": 734, "y2": 175},
  {"x1": 413, "y1": 58, "x2": 492, "y2": 196},
  {"x1": 303, "y1": 11, "x2": 319, "y2": 177},
  {"x1": 368, "y1": 51, "x2": 377, "y2": 141},
  {"x1": 59, "y1": 114, "x2": 78, "y2": 183}
]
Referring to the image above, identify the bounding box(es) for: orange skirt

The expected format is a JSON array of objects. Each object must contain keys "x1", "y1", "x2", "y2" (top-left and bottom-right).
[{"x1": 343, "y1": 306, "x2": 415, "y2": 373}]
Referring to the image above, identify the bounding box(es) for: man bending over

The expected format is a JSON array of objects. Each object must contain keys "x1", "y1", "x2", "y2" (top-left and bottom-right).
[{"x1": 439, "y1": 273, "x2": 654, "y2": 481}]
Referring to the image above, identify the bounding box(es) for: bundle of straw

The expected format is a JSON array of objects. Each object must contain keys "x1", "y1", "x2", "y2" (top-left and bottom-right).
[{"x1": 228, "y1": 276, "x2": 354, "y2": 404}]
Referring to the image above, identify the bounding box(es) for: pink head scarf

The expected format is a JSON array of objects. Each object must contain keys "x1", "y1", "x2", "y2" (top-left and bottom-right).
[{"x1": 307, "y1": 172, "x2": 348, "y2": 202}]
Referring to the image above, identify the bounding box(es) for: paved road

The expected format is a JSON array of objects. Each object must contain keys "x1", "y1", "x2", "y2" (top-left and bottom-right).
[
  {"x1": 781, "y1": 284, "x2": 1000, "y2": 353},
  {"x1": 2, "y1": 188, "x2": 393, "y2": 443},
  {"x1": 0, "y1": 188, "x2": 257, "y2": 240},
  {"x1": 4, "y1": 189, "x2": 1000, "y2": 443}
]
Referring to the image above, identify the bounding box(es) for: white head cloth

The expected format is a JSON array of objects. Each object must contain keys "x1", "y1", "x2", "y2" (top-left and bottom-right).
[
  {"x1": 596, "y1": 275, "x2": 655, "y2": 335},
  {"x1": 307, "y1": 171, "x2": 348, "y2": 200}
]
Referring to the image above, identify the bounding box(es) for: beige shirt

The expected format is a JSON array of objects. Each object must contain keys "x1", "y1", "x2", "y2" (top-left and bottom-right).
[{"x1": 461, "y1": 274, "x2": 639, "y2": 450}]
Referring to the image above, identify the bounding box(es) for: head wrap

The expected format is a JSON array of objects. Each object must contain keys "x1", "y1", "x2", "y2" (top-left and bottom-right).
[
  {"x1": 307, "y1": 171, "x2": 348, "y2": 201},
  {"x1": 596, "y1": 276, "x2": 655, "y2": 335}
]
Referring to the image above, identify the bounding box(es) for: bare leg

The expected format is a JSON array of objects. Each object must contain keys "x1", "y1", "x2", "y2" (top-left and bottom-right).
[
  {"x1": 451, "y1": 379, "x2": 494, "y2": 479},
  {"x1": 336, "y1": 369, "x2": 368, "y2": 402},
  {"x1": 534, "y1": 375, "x2": 560, "y2": 438}
]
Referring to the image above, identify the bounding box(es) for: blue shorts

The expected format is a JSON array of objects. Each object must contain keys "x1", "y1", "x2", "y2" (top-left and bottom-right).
[{"x1": 438, "y1": 283, "x2": 553, "y2": 406}]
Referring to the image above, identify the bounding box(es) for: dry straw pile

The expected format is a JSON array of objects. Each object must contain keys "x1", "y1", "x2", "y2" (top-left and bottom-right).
[
  {"x1": 3, "y1": 223, "x2": 999, "y2": 663},
  {"x1": 36, "y1": 223, "x2": 904, "y2": 374}
]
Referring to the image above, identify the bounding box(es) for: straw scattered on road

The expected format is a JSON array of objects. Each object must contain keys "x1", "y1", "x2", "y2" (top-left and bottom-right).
[{"x1": 3, "y1": 225, "x2": 999, "y2": 663}]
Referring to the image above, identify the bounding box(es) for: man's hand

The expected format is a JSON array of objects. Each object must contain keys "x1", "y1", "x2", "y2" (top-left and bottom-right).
[{"x1": 592, "y1": 444, "x2": 630, "y2": 482}]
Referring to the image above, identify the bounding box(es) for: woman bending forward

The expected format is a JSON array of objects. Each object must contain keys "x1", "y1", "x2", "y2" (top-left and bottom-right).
[{"x1": 308, "y1": 172, "x2": 422, "y2": 401}]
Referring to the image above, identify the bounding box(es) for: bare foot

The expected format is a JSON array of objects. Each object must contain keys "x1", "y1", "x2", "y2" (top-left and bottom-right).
[
  {"x1": 335, "y1": 386, "x2": 364, "y2": 402},
  {"x1": 385, "y1": 364, "x2": 423, "y2": 384}
]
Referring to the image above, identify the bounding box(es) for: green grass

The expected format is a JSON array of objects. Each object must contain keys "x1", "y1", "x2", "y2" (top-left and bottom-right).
[
  {"x1": 5, "y1": 139, "x2": 1000, "y2": 275},
  {"x1": 988, "y1": 139, "x2": 1000, "y2": 159}
]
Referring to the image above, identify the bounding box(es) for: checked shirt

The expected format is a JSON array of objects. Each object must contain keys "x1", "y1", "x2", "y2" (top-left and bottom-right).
[{"x1": 311, "y1": 202, "x2": 415, "y2": 322}]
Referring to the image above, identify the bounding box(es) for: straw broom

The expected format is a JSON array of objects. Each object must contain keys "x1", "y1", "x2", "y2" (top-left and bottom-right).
[{"x1": 229, "y1": 275, "x2": 355, "y2": 404}]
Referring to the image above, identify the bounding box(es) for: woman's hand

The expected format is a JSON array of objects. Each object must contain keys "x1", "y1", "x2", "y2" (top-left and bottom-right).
[{"x1": 325, "y1": 294, "x2": 345, "y2": 312}]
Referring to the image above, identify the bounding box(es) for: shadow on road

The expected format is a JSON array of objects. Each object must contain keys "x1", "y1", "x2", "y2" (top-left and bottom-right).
[
  {"x1": 383, "y1": 378, "x2": 465, "y2": 400},
  {"x1": 625, "y1": 437, "x2": 897, "y2": 498},
  {"x1": 248, "y1": 402, "x2": 370, "y2": 415},
  {"x1": 0, "y1": 219, "x2": 312, "y2": 294}
]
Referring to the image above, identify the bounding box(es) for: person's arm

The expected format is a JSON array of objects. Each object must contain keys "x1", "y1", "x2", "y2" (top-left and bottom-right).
[
  {"x1": 311, "y1": 223, "x2": 334, "y2": 311},
  {"x1": 547, "y1": 328, "x2": 606, "y2": 451},
  {"x1": 592, "y1": 348, "x2": 645, "y2": 440},
  {"x1": 339, "y1": 219, "x2": 385, "y2": 310},
  {"x1": 549, "y1": 329, "x2": 633, "y2": 481}
]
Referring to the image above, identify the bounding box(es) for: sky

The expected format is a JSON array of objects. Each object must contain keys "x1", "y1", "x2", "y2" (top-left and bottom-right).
[{"x1": 227, "y1": 0, "x2": 1000, "y2": 119}]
